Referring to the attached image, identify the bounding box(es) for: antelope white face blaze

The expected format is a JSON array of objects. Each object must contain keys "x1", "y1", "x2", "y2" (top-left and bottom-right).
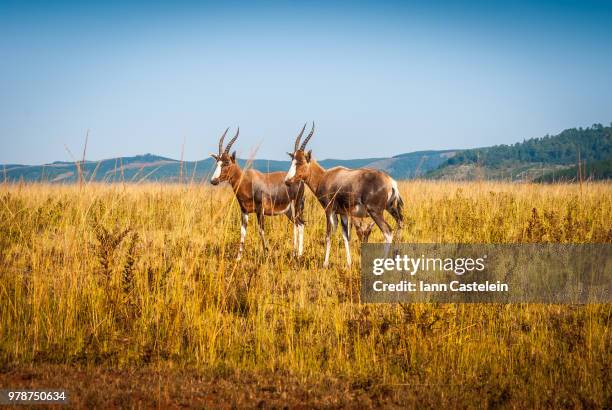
[
  {"x1": 211, "y1": 161, "x2": 222, "y2": 181},
  {"x1": 285, "y1": 159, "x2": 297, "y2": 181}
]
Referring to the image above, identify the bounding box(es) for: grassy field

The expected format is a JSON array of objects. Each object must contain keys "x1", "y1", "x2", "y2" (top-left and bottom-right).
[{"x1": 0, "y1": 181, "x2": 610, "y2": 408}]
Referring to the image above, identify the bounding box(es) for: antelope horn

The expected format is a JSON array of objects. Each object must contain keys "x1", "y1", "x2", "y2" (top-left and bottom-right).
[
  {"x1": 300, "y1": 121, "x2": 315, "y2": 151},
  {"x1": 218, "y1": 127, "x2": 229, "y2": 156},
  {"x1": 224, "y1": 127, "x2": 239, "y2": 154},
  {"x1": 294, "y1": 123, "x2": 307, "y2": 153}
]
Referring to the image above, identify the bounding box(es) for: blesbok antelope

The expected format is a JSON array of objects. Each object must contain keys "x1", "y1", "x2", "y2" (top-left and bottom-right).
[
  {"x1": 210, "y1": 127, "x2": 306, "y2": 260},
  {"x1": 284, "y1": 123, "x2": 403, "y2": 267},
  {"x1": 352, "y1": 217, "x2": 375, "y2": 243}
]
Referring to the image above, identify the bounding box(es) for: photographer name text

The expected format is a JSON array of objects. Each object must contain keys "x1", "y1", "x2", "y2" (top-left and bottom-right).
[
  {"x1": 372, "y1": 280, "x2": 508, "y2": 292},
  {"x1": 370, "y1": 255, "x2": 509, "y2": 293}
]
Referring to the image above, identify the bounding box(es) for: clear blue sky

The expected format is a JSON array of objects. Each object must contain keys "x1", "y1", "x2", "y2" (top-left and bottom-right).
[{"x1": 1, "y1": 0, "x2": 611, "y2": 164}]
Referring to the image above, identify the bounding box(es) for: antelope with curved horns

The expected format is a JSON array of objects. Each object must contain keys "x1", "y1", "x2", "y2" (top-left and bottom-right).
[
  {"x1": 284, "y1": 122, "x2": 404, "y2": 267},
  {"x1": 210, "y1": 127, "x2": 306, "y2": 259}
]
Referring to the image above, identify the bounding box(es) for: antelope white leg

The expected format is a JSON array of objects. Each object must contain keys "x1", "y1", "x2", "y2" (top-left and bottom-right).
[
  {"x1": 323, "y1": 238, "x2": 331, "y2": 268},
  {"x1": 383, "y1": 231, "x2": 393, "y2": 258},
  {"x1": 340, "y1": 215, "x2": 352, "y2": 267},
  {"x1": 323, "y1": 214, "x2": 337, "y2": 268},
  {"x1": 290, "y1": 201, "x2": 297, "y2": 255},
  {"x1": 368, "y1": 209, "x2": 394, "y2": 258},
  {"x1": 258, "y1": 227, "x2": 269, "y2": 250},
  {"x1": 256, "y1": 212, "x2": 269, "y2": 251},
  {"x1": 237, "y1": 213, "x2": 248, "y2": 260},
  {"x1": 298, "y1": 223, "x2": 304, "y2": 256}
]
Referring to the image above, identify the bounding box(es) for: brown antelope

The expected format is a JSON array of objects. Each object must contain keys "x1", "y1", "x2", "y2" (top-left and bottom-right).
[
  {"x1": 284, "y1": 123, "x2": 403, "y2": 267},
  {"x1": 352, "y1": 217, "x2": 375, "y2": 243},
  {"x1": 210, "y1": 127, "x2": 306, "y2": 260}
]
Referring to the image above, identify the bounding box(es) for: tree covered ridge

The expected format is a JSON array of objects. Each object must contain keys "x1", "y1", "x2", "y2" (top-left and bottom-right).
[
  {"x1": 535, "y1": 159, "x2": 612, "y2": 183},
  {"x1": 442, "y1": 123, "x2": 612, "y2": 168}
]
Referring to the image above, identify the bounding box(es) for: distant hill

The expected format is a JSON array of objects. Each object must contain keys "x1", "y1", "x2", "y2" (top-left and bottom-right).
[
  {"x1": 2, "y1": 154, "x2": 182, "y2": 183},
  {"x1": 388, "y1": 150, "x2": 458, "y2": 178},
  {"x1": 534, "y1": 158, "x2": 612, "y2": 183},
  {"x1": 4, "y1": 123, "x2": 610, "y2": 183},
  {"x1": 319, "y1": 150, "x2": 455, "y2": 179},
  {"x1": 427, "y1": 124, "x2": 612, "y2": 181},
  {"x1": 1, "y1": 150, "x2": 455, "y2": 183}
]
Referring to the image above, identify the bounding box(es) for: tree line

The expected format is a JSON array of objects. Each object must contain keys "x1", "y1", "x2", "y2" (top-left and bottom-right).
[{"x1": 442, "y1": 123, "x2": 612, "y2": 169}]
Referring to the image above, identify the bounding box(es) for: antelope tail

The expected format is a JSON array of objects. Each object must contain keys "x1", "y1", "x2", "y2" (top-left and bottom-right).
[{"x1": 387, "y1": 179, "x2": 404, "y2": 228}]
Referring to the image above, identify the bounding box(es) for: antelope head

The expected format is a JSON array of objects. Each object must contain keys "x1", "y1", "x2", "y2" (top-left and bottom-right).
[
  {"x1": 353, "y1": 218, "x2": 375, "y2": 243},
  {"x1": 210, "y1": 127, "x2": 239, "y2": 185},
  {"x1": 284, "y1": 122, "x2": 314, "y2": 186}
]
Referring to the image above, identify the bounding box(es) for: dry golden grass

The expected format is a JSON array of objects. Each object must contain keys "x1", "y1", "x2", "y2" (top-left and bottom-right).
[{"x1": 0, "y1": 181, "x2": 610, "y2": 408}]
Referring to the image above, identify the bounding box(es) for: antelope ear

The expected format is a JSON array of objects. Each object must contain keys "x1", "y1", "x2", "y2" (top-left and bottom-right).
[
  {"x1": 210, "y1": 153, "x2": 219, "y2": 161},
  {"x1": 287, "y1": 152, "x2": 294, "y2": 159},
  {"x1": 305, "y1": 150, "x2": 312, "y2": 162},
  {"x1": 230, "y1": 151, "x2": 237, "y2": 162}
]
